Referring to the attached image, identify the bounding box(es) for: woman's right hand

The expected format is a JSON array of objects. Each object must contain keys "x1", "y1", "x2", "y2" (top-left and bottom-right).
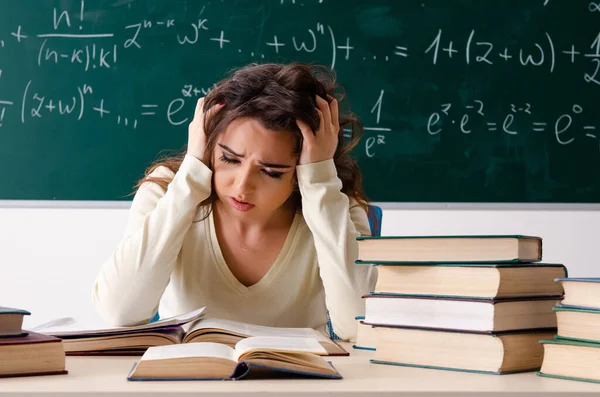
[{"x1": 187, "y1": 98, "x2": 224, "y2": 161}]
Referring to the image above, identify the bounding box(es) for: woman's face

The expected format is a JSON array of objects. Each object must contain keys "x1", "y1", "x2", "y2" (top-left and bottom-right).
[{"x1": 212, "y1": 117, "x2": 298, "y2": 220}]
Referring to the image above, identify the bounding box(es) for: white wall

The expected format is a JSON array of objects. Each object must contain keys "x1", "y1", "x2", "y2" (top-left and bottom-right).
[{"x1": 0, "y1": 207, "x2": 599, "y2": 329}]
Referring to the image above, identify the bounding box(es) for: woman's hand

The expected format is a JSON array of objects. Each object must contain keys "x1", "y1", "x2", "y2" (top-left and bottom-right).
[
  {"x1": 187, "y1": 97, "x2": 224, "y2": 161},
  {"x1": 296, "y1": 96, "x2": 340, "y2": 165}
]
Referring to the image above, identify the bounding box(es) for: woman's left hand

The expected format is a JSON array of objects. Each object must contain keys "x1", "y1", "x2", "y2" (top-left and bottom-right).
[{"x1": 296, "y1": 96, "x2": 340, "y2": 165}]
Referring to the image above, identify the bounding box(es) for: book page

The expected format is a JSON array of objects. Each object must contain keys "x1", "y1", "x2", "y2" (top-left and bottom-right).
[
  {"x1": 185, "y1": 317, "x2": 328, "y2": 341},
  {"x1": 142, "y1": 342, "x2": 236, "y2": 362},
  {"x1": 32, "y1": 307, "x2": 206, "y2": 337},
  {"x1": 30, "y1": 317, "x2": 83, "y2": 333},
  {"x1": 234, "y1": 336, "x2": 327, "y2": 361}
]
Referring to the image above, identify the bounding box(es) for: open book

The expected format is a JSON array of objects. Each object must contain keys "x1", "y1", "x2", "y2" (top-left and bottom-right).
[
  {"x1": 30, "y1": 307, "x2": 207, "y2": 336},
  {"x1": 127, "y1": 336, "x2": 341, "y2": 380},
  {"x1": 32, "y1": 311, "x2": 347, "y2": 356}
]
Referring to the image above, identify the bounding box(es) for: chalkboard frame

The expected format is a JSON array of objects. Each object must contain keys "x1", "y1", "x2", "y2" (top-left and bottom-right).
[{"x1": 2, "y1": 200, "x2": 600, "y2": 210}]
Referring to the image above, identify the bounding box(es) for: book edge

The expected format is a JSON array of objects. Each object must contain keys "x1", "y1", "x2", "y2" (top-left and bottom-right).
[
  {"x1": 363, "y1": 294, "x2": 563, "y2": 303},
  {"x1": 540, "y1": 338, "x2": 600, "y2": 349},
  {"x1": 356, "y1": 260, "x2": 565, "y2": 267},
  {"x1": 0, "y1": 307, "x2": 31, "y2": 316},
  {"x1": 352, "y1": 345, "x2": 376, "y2": 351},
  {"x1": 0, "y1": 370, "x2": 67, "y2": 379},
  {"x1": 366, "y1": 324, "x2": 557, "y2": 336},
  {"x1": 356, "y1": 235, "x2": 539, "y2": 240},
  {"x1": 537, "y1": 371, "x2": 600, "y2": 384},
  {"x1": 370, "y1": 360, "x2": 537, "y2": 375},
  {"x1": 554, "y1": 304, "x2": 600, "y2": 313},
  {"x1": 239, "y1": 361, "x2": 342, "y2": 380},
  {"x1": 555, "y1": 278, "x2": 600, "y2": 284}
]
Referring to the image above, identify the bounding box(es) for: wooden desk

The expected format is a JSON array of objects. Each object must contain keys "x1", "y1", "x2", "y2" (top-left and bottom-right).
[{"x1": 1, "y1": 343, "x2": 599, "y2": 396}]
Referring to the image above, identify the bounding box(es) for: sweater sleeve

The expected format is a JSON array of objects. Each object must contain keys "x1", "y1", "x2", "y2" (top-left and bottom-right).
[
  {"x1": 296, "y1": 160, "x2": 377, "y2": 341},
  {"x1": 91, "y1": 154, "x2": 213, "y2": 326}
]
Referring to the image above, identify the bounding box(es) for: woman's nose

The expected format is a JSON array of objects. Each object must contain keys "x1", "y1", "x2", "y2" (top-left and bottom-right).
[{"x1": 236, "y1": 166, "x2": 254, "y2": 192}]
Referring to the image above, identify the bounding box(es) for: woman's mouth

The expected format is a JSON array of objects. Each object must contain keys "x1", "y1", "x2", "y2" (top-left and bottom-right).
[{"x1": 228, "y1": 197, "x2": 255, "y2": 212}]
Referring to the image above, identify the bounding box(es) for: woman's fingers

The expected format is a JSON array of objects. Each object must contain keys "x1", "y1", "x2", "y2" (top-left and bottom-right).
[
  {"x1": 187, "y1": 97, "x2": 224, "y2": 161},
  {"x1": 296, "y1": 119, "x2": 314, "y2": 144},
  {"x1": 194, "y1": 97, "x2": 205, "y2": 119},
  {"x1": 315, "y1": 96, "x2": 332, "y2": 132},
  {"x1": 315, "y1": 108, "x2": 325, "y2": 132},
  {"x1": 205, "y1": 102, "x2": 224, "y2": 122},
  {"x1": 198, "y1": 101, "x2": 224, "y2": 133},
  {"x1": 193, "y1": 97, "x2": 223, "y2": 124},
  {"x1": 328, "y1": 97, "x2": 339, "y2": 131}
]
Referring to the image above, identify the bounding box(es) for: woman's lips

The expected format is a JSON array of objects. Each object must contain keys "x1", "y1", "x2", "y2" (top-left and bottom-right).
[{"x1": 228, "y1": 197, "x2": 255, "y2": 211}]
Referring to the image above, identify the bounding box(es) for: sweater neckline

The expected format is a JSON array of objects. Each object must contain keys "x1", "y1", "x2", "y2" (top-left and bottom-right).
[{"x1": 207, "y1": 208, "x2": 301, "y2": 296}]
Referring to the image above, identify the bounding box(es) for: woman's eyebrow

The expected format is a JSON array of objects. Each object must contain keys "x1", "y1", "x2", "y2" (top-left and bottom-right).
[
  {"x1": 219, "y1": 143, "x2": 293, "y2": 169},
  {"x1": 219, "y1": 144, "x2": 243, "y2": 157}
]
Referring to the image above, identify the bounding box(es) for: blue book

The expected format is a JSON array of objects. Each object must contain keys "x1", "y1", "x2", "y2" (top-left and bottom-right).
[
  {"x1": 553, "y1": 305, "x2": 600, "y2": 344},
  {"x1": 355, "y1": 262, "x2": 566, "y2": 299},
  {"x1": 538, "y1": 338, "x2": 600, "y2": 384},
  {"x1": 356, "y1": 235, "x2": 542, "y2": 263},
  {"x1": 0, "y1": 306, "x2": 30, "y2": 337},
  {"x1": 555, "y1": 278, "x2": 600, "y2": 309},
  {"x1": 371, "y1": 327, "x2": 555, "y2": 375}
]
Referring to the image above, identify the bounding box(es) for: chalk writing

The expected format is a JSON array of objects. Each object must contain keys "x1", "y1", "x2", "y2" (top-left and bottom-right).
[{"x1": 0, "y1": 0, "x2": 597, "y2": 160}]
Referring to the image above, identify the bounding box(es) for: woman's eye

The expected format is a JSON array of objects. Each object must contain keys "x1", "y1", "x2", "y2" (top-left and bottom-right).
[
  {"x1": 220, "y1": 155, "x2": 282, "y2": 179},
  {"x1": 261, "y1": 169, "x2": 283, "y2": 179},
  {"x1": 220, "y1": 155, "x2": 239, "y2": 164}
]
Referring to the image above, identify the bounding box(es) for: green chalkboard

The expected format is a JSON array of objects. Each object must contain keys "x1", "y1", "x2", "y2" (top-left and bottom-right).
[{"x1": 0, "y1": 0, "x2": 598, "y2": 203}]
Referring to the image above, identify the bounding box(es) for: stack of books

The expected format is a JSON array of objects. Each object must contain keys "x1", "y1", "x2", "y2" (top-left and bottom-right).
[
  {"x1": 0, "y1": 306, "x2": 66, "y2": 378},
  {"x1": 538, "y1": 278, "x2": 600, "y2": 383},
  {"x1": 356, "y1": 235, "x2": 566, "y2": 375}
]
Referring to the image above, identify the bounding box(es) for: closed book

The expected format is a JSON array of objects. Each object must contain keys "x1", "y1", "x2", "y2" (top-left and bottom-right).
[
  {"x1": 0, "y1": 306, "x2": 30, "y2": 337},
  {"x1": 127, "y1": 337, "x2": 341, "y2": 381},
  {"x1": 372, "y1": 327, "x2": 554, "y2": 375},
  {"x1": 0, "y1": 332, "x2": 67, "y2": 378},
  {"x1": 555, "y1": 278, "x2": 600, "y2": 309},
  {"x1": 356, "y1": 262, "x2": 566, "y2": 299},
  {"x1": 357, "y1": 235, "x2": 542, "y2": 263},
  {"x1": 363, "y1": 294, "x2": 559, "y2": 333},
  {"x1": 554, "y1": 305, "x2": 600, "y2": 343},
  {"x1": 538, "y1": 338, "x2": 600, "y2": 384}
]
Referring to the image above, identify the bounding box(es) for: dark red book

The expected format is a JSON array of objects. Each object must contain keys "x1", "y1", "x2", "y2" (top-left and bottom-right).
[{"x1": 0, "y1": 331, "x2": 67, "y2": 378}]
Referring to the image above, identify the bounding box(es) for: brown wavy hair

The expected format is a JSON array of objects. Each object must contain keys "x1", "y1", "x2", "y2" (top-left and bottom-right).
[{"x1": 135, "y1": 62, "x2": 368, "y2": 213}]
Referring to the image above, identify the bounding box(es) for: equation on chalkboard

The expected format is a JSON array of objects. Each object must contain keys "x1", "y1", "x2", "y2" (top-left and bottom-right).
[{"x1": 0, "y1": 0, "x2": 598, "y2": 203}]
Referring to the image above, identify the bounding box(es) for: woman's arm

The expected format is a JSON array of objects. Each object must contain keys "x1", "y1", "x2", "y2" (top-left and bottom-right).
[
  {"x1": 297, "y1": 159, "x2": 377, "y2": 341},
  {"x1": 91, "y1": 155, "x2": 212, "y2": 326}
]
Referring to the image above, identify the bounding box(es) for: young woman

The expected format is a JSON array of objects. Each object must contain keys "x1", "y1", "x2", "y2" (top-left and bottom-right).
[{"x1": 92, "y1": 63, "x2": 377, "y2": 341}]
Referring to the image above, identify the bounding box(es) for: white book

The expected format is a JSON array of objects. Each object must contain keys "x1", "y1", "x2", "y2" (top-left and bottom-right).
[{"x1": 364, "y1": 295, "x2": 558, "y2": 332}]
